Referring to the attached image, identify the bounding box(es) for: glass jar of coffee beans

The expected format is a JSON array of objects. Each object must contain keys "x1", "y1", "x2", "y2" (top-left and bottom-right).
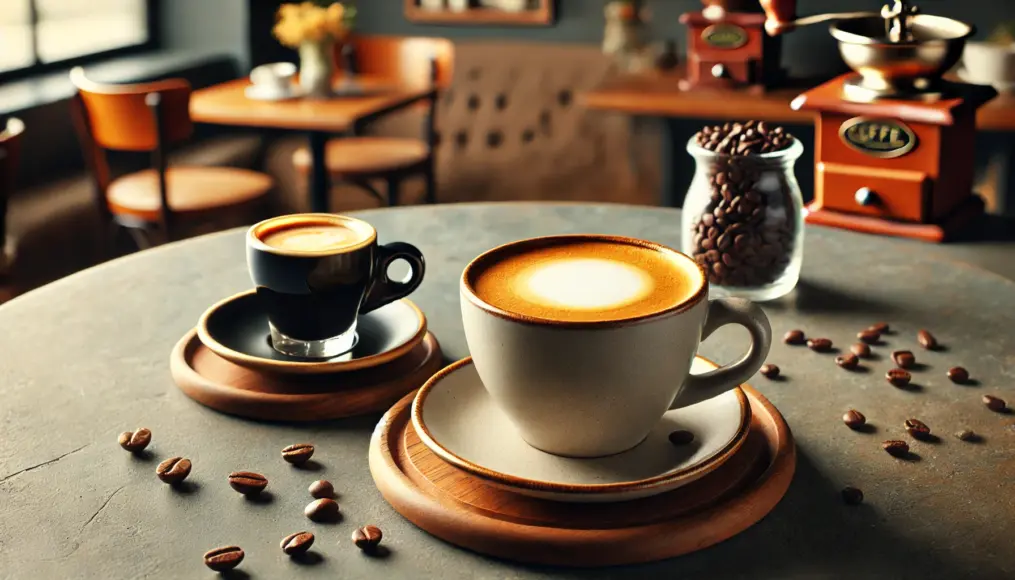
[{"x1": 681, "y1": 121, "x2": 804, "y2": 301}]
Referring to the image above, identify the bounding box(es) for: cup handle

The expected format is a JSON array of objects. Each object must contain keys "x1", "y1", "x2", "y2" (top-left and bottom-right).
[
  {"x1": 360, "y1": 242, "x2": 426, "y2": 314},
  {"x1": 670, "y1": 298, "x2": 772, "y2": 409}
]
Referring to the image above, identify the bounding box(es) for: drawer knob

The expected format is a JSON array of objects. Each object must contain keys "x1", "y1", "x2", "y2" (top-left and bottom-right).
[
  {"x1": 711, "y1": 64, "x2": 727, "y2": 79},
  {"x1": 854, "y1": 187, "x2": 878, "y2": 206}
]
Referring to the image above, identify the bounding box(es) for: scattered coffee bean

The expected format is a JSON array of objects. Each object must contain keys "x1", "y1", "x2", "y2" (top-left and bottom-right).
[
  {"x1": 807, "y1": 338, "x2": 833, "y2": 352},
  {"x1": 835, "y1": 354, "x2": 859, "y2": 370},
  {"x1": 117, "y1": 428, "x2": 151, "y2": 453},
  {"x1": 891, "y1": 350, "x2": 915, "y2": 369},
  {"x1": 886, "y1": 368, "x2": 911, "y2": 387},
  {"x1": 850, "y1": 343, "x2": 871, "y2": 358},
  {"x1": 904, "y1": 419, "x2": 931, "y2": 440},
  {"x1": 352, "y1": 525, "x2": 383, "y2": 552},
  {"x1": 156, "y1": 457, "x2": 191, "y2": 485},
  {"x1": 668, "y1": 430, "x2": 695, "y2": 445},
  {"x1": 282, "y1": 443, "x2": 315, "y2": 465},
  {"x1": 857, "y1": 329, "x2": 881, "y2": 344},
  {"x1": 783, "y1": 329, "x2": 806, "y2": 345},
  {"x1": 841, "y1": 486, "x2": 864, "y2": 505},
  {"x1": 760, "y1": 364, "x2": 780, "y2": 379},
  {"x1": 843, "y1": 409, "x2": 866, "y2": 429},
  {"x1": 305, "y1": 498, "x2": 340, "y2": 522},
  {"x1": 882, "y1": 440, "x2": 910, "y2": 457},
  {"x1": 309, "y1": 479, "x2": 334, "y2": 499},
  {"x1": 947, "y1": 366, "x2": 969, "y2": 384},
  {"x1": 281, "y1": 531, "x2": 315, "y2": 556},
  {"x1": 204, "y1": 546, "x2": 244, "y2": 572},
  {"x1": 917, "y1": 329, "x2": 938, "y2": 350},
  {"x1": 228, "y1": 471, "x2": 268, "y2": 496},
  {"x1": 869, "y1": 322, "x2": 890, "y2": 334},
  {"x1": 983, "y1": 395, "x2": 1007, "y2": 413},
  {"x1": 954, "y1": 429, "x2": 976, "y2": 442}
]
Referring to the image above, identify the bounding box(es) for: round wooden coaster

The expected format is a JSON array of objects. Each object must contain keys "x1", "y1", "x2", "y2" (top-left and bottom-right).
[
  {"x1": 369, "y1": 384, "x2": 795, "y2": 566},
  {"x1": 170, "y1": 329, "x2": 442, "y2": 421}
]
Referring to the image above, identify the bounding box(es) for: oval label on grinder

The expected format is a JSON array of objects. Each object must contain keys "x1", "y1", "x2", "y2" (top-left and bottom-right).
[
  {"x1": 839, "y1": 117, "x2": 918, "y2": 159},
  {"x1": 701, "y1": 24, "x2": 748, "y2": 49}
]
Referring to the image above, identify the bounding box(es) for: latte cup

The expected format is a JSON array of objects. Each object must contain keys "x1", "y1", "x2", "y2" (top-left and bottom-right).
[
  {"x1": 461, "y1": 235, "x2": 771, "y2": 458},
  {"x1": 247, "y1": 213, "x2": 425, "y2": 359},
  {"x1": 249, "y1": 62, "x2": 297, "y2": 97}
]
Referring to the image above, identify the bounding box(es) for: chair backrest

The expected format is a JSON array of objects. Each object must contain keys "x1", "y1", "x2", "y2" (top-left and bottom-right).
[
  {"x1": 338, "y1": 35, "x2": 455, "y2": 89},
  {"x1": 0, "y1": 118, "x2": 25, "y2": 247},
  {"x1": 70, "y1": 67, "x2": 194, "y2": 152}
]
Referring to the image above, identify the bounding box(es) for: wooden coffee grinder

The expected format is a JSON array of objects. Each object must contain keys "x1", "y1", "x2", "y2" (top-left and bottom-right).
[
  {"x1": 762, "y1": 0, "x2": 996, "y2": 242},
  {"x1": 680, "y1": 0, "x2": 784, "y2": 93}
]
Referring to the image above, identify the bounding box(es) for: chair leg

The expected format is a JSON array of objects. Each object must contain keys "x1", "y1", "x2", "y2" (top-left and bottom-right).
[
  {"x1": 424, "y1": 162, "x2": 437, "y2": 205},
  {"x1": 386, "y1": 176, "x2": 402, "y2": 207}
]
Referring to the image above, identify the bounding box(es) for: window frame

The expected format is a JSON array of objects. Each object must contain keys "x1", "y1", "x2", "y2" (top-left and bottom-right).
[{"x1": 0, "y1": 0, "x2": 160, "y2": 82}]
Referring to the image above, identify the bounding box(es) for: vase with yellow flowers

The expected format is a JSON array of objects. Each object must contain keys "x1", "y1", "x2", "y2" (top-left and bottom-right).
[{"x1": 274, "y1": 1, "x2": 355, "y2": 98}]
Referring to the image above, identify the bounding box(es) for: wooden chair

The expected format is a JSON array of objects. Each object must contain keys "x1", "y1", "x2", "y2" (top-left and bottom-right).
[
  {"x1": 291, "y1": 35, "x2": 454, "y2": 207},
  {"x1": 0, "y1": 118, "x2": 24, "y2": 286},
  {"x1": 70, "y1": 67, "x2": 273, "y2": 249}
]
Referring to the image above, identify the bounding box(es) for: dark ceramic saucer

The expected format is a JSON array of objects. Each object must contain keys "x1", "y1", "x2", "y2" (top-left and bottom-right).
[{"x1": 197, "y1": 290, "x2": 427, "y2": 375}]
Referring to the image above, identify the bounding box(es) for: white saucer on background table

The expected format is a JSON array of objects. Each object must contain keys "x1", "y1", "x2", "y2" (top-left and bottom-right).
[
  {"x1": 411, "y1": 357, "x2": 751, "y2": 503},
  {"x1": 244, "y1": 84, "x2": 304, "y2": 101}
]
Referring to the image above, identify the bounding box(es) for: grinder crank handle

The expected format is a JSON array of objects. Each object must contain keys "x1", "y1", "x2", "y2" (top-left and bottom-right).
[{"x1": 759, "y1": 0, "x2": 876, "y2": 36}]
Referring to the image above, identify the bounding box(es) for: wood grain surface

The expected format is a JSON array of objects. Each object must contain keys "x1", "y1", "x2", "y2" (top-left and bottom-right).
[
  {"x1": 170, "y1": 328, "x2": 442, "y2": 421},
  {"x1": 369, "y1": 383, "x2": 796, "y2": 566}
]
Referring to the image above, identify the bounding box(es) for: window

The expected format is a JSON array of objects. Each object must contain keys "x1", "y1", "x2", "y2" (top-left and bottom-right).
[{"x1": 0, "y1": 0, "x2": 153, "y2": 78}]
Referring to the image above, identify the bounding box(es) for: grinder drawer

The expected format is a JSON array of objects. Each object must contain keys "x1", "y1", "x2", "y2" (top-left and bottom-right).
[{"x1": 817, "y1": 162, "x2": 931, "y2": 222}]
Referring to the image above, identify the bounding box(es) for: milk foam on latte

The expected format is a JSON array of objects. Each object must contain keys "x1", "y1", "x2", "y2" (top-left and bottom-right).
[
  {"x1": 469, "y1": 238, "x2": 703, "y2": 323},
  {"x1": 261, "y1": 225, "x2": 361, "y2": 252}
]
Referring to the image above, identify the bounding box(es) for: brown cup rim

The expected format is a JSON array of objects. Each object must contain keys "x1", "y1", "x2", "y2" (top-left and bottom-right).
[
  {"x1": 460, "y1": 234, "x2": 709, "y2": 329},
  {"x1": 247, "y1": 213, "x2": 377, "y2": 257},
  {"x1": 411, "y1": 356, "x2": 752, "y2": 495}
]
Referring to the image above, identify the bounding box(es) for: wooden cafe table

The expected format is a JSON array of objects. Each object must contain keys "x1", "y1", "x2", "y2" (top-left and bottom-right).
[
  {"x1": 190, "y1": 76, "x2": 435, "y2": 212},
  {"x1": 1, "y1": 203, "x2": 1014, "y2": 578}
]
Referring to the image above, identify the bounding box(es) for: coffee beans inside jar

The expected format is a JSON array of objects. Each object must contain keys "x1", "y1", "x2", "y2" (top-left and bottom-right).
[{"x1": 683, "y1": 121, "x2": 803, "y2": 298}]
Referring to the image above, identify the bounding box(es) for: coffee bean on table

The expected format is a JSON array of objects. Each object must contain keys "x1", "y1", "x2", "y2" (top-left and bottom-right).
[
  {"x1": 841, "y1": 486, "x2": 864, "y2": 505},
  {"x1": 869, "y1": 322, "x2": 890, "y2": 334},
  {"x1": 835, "y1": 354, "x2": 859, "y2": 370},
  {"x1": 228, "y1": 471, "x2": 268, "y2": 496},
  {"x1": 886, "y1": 369, "x2": 911, "y2": 387},
  {"x1": 352, "y1": 525, "x2": 383, "y2": 552},
  {"x1": 281, "y1": 531, "x2": 315, "y2": 556},
  {"x1": 118, "y1": 428, "x2": 151, "y2": 453},
  {"x1": 857, "y1": 329, "x2": 881, "y2": 344},
  {"x1": 947, "y1": 366, "x2": 970, "y2": 383},
  {"x1": 204, "y1": 546, "x2": 244, "y2": 572},
  {"x1": 917, "y1": 330, "x2": 938, "y2": 350},
  {"x1": 760, "y1": 364, "x2": 780, "y2": 379},
  {"x1": 904, "y1": 419, "x2": 931, "y2": 440},
  {"x1": 668, "y1": 430, "x2": 695, "y2": 445},
  {"x1": 282, "y1": 443, "x2": 315, "y2": 465},
  {"x1": 309, "y1": 479, "x2": 334, "y2": 499},
  {"x1": 954, "y1": 429, "x2": 976, "y2": 442},
  {"x1": 305, "y1": 498, "x2": 340, "y2": 522},
  {"x1": 807, "y1": 338, "x2": 833, "y2": 352},
  {"x1": 983, "y1": 395, "x2": 1007, "y2": 413},
  {"x1": 156, "y1": 457, "x2": 192, "y2": 485},
  {"x1": 843, "y1": 409, "x2": 866, "y2": 429},
  {"x1": 783, "y1": 329, "x2": 806, "y2": 345},
  {"x1": 882, "y1": 440, "x2": 910, "y2": 457},
  {"x1": 850, "y1": 343, "x2": 871, "y2": 358},
  {"x1": 891, "y1": 350, "x2": 915, "y2": 369}
]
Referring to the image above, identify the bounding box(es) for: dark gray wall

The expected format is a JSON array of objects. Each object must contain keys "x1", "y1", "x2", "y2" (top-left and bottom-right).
[
  {"x1": 162, "y1": 0, "x2": 249, "y2": 69},
  {"x1": 356, "y1": 0, "x2": 1015, "y2": 78}
]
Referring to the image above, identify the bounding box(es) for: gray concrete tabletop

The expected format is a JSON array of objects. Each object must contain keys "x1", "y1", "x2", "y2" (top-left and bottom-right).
[{"x1": 1, "y1": 203, "x2": 1014, "y2": 579}]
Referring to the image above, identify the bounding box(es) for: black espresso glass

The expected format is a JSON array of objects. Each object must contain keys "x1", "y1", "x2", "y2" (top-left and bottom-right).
[{"x1": 246, "y1": 213, "x2": 425, "y2": 358}]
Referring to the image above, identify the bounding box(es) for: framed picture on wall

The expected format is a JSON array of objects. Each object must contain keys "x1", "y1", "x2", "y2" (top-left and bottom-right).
[{"x1": 405, "y1": 0, "x2": 555, "y2": 26}]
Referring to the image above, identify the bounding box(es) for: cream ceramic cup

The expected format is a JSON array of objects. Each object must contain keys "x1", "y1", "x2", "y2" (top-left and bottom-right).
[
  {"x1": 460, "y1": 235, "x2": 772, "y2": 458},
  {"x1": 961, "y1": 41, "x2": 1015, "y2": 91}
]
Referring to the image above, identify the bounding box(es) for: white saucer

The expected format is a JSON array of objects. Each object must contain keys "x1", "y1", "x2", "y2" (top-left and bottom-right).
[
  {"x1": 244, "y1": 84, "x2": 304, "y2": 101},
  {"x1": 412, "y1": 357, "x2": 751, "y2": 503}
]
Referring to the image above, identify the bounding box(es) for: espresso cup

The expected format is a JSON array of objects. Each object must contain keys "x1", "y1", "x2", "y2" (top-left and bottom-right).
[
  {"x1": 249, "y1": 62, "x2": 297, "y2": 97},
  {"x1": 247, "y1": 213, "x2": 425, "y2": 359},
  {"x1": 460, "y1": 234, "x2": 771, "y2": 458}
]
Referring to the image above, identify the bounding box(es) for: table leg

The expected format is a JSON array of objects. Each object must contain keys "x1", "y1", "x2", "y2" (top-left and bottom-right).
[
  {"x1": 308, "y1": 131, "x2": 329, "y2": 213},
  {"x1": 659, "y1": 117, "x2": 686, "y2": 208}
]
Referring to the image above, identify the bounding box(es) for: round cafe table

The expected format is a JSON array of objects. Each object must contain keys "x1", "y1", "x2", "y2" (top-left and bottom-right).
[{"x1": 1, "y1": 203, "x2": 1013, "y2": 579}]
